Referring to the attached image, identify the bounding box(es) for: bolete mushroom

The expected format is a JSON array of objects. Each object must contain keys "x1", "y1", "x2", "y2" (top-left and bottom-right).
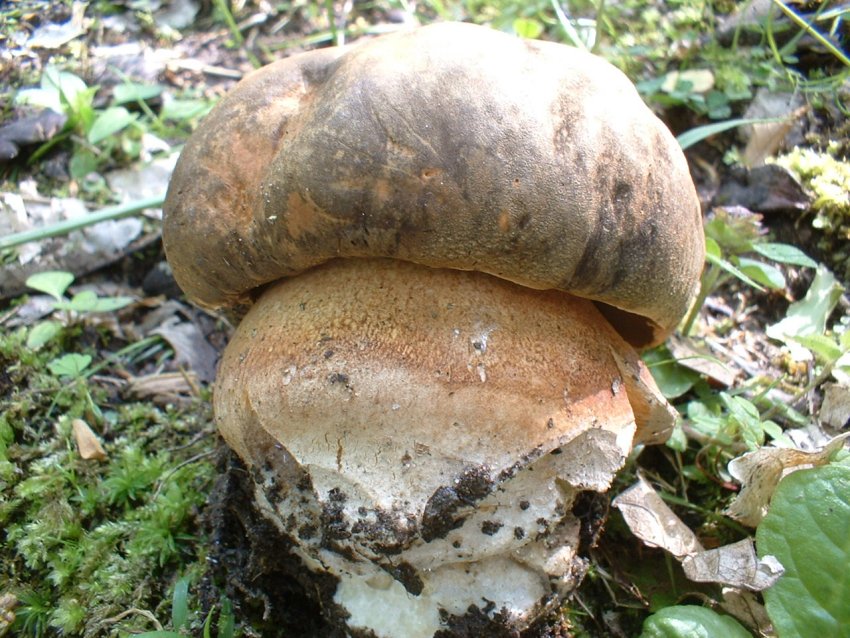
[{"x1": 163, "y1": 22, "x2": 704, "y2": 638}]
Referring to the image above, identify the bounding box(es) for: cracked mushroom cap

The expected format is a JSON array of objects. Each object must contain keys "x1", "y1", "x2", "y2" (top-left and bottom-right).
[{"x1": 163, "y1": 21, "x2": 704, "y2": 348}]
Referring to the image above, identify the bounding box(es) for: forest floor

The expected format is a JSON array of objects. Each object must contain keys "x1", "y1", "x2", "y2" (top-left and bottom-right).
[{"x1": 1, "y1": 1, "x2": 849, "y2": 637}]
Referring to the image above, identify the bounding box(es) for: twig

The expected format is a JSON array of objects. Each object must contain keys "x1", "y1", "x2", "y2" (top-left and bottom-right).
[{"x1": 0, "y1": 195, "x2": 165, "y2": 250}]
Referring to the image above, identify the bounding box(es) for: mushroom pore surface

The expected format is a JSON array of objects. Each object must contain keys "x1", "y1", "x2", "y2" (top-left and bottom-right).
[{"x1": 163, "y1": 21, "x2": 704, "y2": 348}]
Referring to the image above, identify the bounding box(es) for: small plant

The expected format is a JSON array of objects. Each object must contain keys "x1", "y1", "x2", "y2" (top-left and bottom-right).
[
  {"x1": 681, "y1": 208, "x2": 817, "y2": 336},
  {"x1": 25, "y1": 269, "x2": 133, "y2": 349},
  {"x1": 135, "y1": 576, "x2": 237, "y2": 638}
]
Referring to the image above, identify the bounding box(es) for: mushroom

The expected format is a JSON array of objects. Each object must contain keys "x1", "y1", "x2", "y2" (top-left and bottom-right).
[{"x1": 163, "y1": 22, "x2": 704, "y2": 638}]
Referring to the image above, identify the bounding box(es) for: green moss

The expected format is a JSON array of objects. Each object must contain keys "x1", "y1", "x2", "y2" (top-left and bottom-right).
[{"x1": 773, "y1": 147, "x2": 850, "y2": 280}]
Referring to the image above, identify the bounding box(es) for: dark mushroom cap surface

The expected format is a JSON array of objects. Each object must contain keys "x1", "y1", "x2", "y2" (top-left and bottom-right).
[{"x1": 163, "y1": 22, "x2": 704, "y2": 346}]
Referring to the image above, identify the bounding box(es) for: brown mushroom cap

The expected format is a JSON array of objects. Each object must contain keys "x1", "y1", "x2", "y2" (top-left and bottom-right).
[{"x1": 163, "y1": 22, "x2": 704, "y2": 348}]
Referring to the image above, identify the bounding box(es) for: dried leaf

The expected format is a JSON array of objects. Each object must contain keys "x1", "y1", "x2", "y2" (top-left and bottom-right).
[
  {"x1": 128, "y1": 371, "x2": 199, "y2": 406},
  {"x1": 610, "y1": 347, "x2": 678, "y2": 445},
  {"x1": 726, "y1": 432, "x2": 850, "y2": 526},
  {"x1": 719, "y1": 588, "x2": 773, "y2": 636},
  {"x1": 151, "y1": 317, "x2": 218, "y2": 383},
  {"x1": 681, "y1": 538, "x2": 784, "y2": 591},
  {"x1": 72, "y1": 418, "x2": 107, "y2": 460},
  {"x1": 742, "y1": 106, "x2": 807, "y2": 168},
  {"x1": 820, "y1": 383, "x2": 850, "y2": 429},
  {"x1": 617, "y1": 480, "x2": 784, "y2": 593},
  {"x1": 612, "y1": 477, "x2": 702, "y2": 558},
  {"x1": 668, "y1": 335, "x2": 739, "y2": 388}
]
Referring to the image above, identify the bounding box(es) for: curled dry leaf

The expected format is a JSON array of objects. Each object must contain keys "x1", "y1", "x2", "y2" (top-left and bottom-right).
[
  {"x1": 720, "y1": 588, "x2": 773, "y2": 637},
  {"x1": 682, "y1": 538, "x2": 783, "y2": 591},
  {"x1": 820, "y1": 383, "x2": 850, "y2": 430},
  {"x1": 614, "y1": 478, "x2": 783, "y2": 593},
  {"x1": 667, "y1": 334, "x2": 739, "y2": 388},
  {"x1": 71, "y1": 418, "x2": 107, "y2": 461},
  {"x1": 127, "y1": 371, "x2": 200, "y2": 406},
  {"x1": 612, "y1": 477, "x2": 702, "y2": 558},
  {"x1": 726, "y1": 432, "x2": 850, "y2": 527}
]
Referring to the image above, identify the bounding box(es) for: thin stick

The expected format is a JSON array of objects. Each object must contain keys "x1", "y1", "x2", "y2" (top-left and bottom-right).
[{"x1": 0, "y1": 195, "x2": 165, "y2": 250}]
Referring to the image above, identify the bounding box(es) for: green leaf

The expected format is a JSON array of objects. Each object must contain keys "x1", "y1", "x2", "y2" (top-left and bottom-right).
[
  {"x1": 791, "y1": 333, "x2": 843, "y2": 363},
  {"x1": 737, "y1": 257, "x2": 786, "y2": 289},
  {"x1": 752, "y1": 243, "x2": 817, "y2": 268},
  {"x1": 88, "y1": 107, "x2": 138, "y2": 145},
  {"x1": 513, "y1": 17, "x2": 544, "y2": 39},
  {"x1": 757, "y1": 465, "x2": 850, "y2": 638},
  {"x1": 161, "y1": 98, "x2": 213, "y2": 122},
  {"x1": 112, "y1": 82, "x2": 164, "y2": 105},
  {"x1": 134, "y1": 633, "x2": 184, "y2": 638},
  {"x1": 704, "y1": 236, "x2": 722, "y2": 258},
  {"x1": 643, "y1": 348, "x2": 699, "y2": 399},
  {"x1": 26, "y1": 271, "x2": 74, "y2": 301},
  {"x1": 705, "y1": 252, "x2": 765, "y2": 291},
  {"x1": 640, "y1": 605, "x2": 752, "y2": 638},
  {"x1": 26, "y1": 321, "x2": 63, "y2": 349},
  {"x1": 677, "y1": 116, "x2": 785, "y2": 150},
  {"x1": 172, "y1": 577, "x2": 190, "y2": 630},
  {"x1": 218, "y1": 598, "x2": 235, "y2": 638},
  {"x1": 69, "y1": 150, "x2": 98, "y2": 180},
  {"x1": 767, "y1": 265, "x2": 844, "y2": 348},
  {"x1": 47, "y1": 353, "x2": 92, "y2": 378},
  {"x1": 55, "y1": 291, "x2": 133, "y2": 313}
]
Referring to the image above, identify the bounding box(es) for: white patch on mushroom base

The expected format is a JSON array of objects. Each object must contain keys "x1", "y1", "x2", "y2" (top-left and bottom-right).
[{"x1": 334, "y1": 571, "x2": 442, "y2": 638}]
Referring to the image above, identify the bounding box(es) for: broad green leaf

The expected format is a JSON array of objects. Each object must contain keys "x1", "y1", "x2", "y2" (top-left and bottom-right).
[
  {"x1": 69, "y1": 150, "x2": 98, "y2": 180},
  {"x1": 14, "y1": 87, "x2": 63, "y2": 112},
  {"x1": 640, "y1": 605, "x2": 752, "y2": 638},
  {"x1": 172, "y1": 577, "x2": 190, "y2": 630},
  {"x1": 134, "y1": 633, "x2": 183, "y2": 638},
  {"x1": 757, "y1": 465, "x2": 850, "y2": 638},
  {"x1": 112, "y1": 82, "x2": 164, "y2": 105},
  {"x1": 47, "y1": 353, "x2": 92, "y2": 378},
  {"x1": 55, "y1": 291, "x2": 133, "y2": 313},
  {"x1": 513, "y1": 17, "x2": 544, "y2": 39},
  {"x1": 161, "y1": 98, "x2": 213, "y2": 122},
  {"x1": 737, "y1": 257, "x2": 786, "y2": 289},
  {"x1": 88, "y1": 107, "x2": 138, "y2": 145},
  {"x1": 752, "y1": 242, "x2": 817, "y2": 268},
  {"x1": 767, "y1": 265, "x2": 844, "y2": 353},
  {"x1": 704, "y1": 236, "x2": 721, "y2": 258},
  {"x1": 643, "y1": 348, "x2": 698, "y2": 399},
  {"x1": 43, "y1": 67, "x2": 88, "y2": 106},
  {"x1": 791, "y1": 333, "x2": 843, "y2": 363},
  {"x1": 26, "y1": 270, "x2": 74, "y2": 300},
  {"x1": 26, "y1": 321, "x2": 63, "y2": 349}
]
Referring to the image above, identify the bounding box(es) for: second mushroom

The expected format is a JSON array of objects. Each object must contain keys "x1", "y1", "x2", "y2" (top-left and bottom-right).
[{"x1": 163, "y1": 22, "x2": 705, "y2": 638}]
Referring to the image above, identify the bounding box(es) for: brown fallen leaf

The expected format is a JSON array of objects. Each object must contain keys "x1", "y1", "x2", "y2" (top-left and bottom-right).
[
  {"x1": 668, "y1": 334, "x2": 739, "y2": 388},
  {"x1": 681, "y1": 538, "x2": 783, "y2": 591},
  {"x1": 612, "y1": 477, "x2": 703, "y2": 558},
  {"x1": 72, "y1": 418, "x2": 107, "y2": 461},
  {"x1": 726, "y1": 432, "x2": 850, "y2": 527},
  {"x1": 820, "y1": 383, "x2": 850, "y2": 430},
  {"x1": 614, "y1": 478, "x2": 784, "y2": 593},
  {"x1": 127, "y1": 371, "x2": 200, "y2": 406}
]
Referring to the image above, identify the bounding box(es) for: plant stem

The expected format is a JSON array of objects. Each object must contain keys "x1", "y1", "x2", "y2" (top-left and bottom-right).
[
  {"x1": 680, "y1": 263, "x2": 721, "y2": 337},
  {"x1": 770, "y1": 0, "x2": 850, "y2": 67},
  {"x1": 0, "y1": 195, "x2": 165, "y2": 251}
]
